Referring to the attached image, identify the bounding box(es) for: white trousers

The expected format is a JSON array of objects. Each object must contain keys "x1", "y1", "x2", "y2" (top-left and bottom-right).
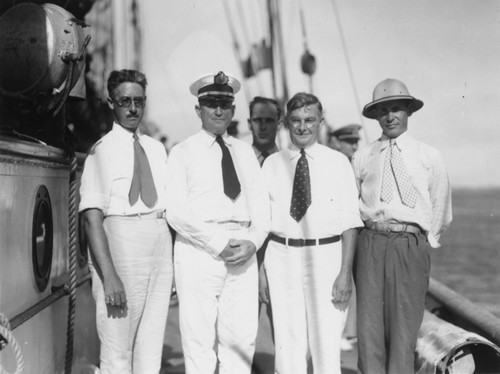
[
  {"x1": 174, "y1": 228, "x2": 258, "y2": 374},
  {"x1": 265, "y1": 240, "x2": 347, "y2": 374},
  {"x1": 90, "y1": 216, "x2": 173, "y2": 374}
]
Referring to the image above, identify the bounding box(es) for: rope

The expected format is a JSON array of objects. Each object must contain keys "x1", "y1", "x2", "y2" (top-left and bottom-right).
[
  {"x1": 222, "y1": 0, "x2": 253, "y2": 103},
  {"x1": 64, "y1": 156, "x2": 78, "y2": 374},
  {"x1": 330, "y1": 0, "x2": 368, "y2": 143},
  {"x1": 0, "y1": 313, "x2": 24, "y2": 374}
]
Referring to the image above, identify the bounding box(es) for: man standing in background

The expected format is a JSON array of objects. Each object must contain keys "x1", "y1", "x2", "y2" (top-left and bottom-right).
[
  {"x1": 248, "y1": 95, "x2": 281, "y2": 315},
  {"x1": 352, "y1": 78, "x2": 452, "y2": 373},
  {"x1": 248, "y1": 96, "x2": 281, "y2": 166},
  {"x1": 247, "y1": 96, "x2": 281, "y2": 370},
  {"x1": 327, "y1": 123, "x2": 361, "y2": 161},
  {"x1": 165, "y1": 71, "x2": 270, "y2": 374}
]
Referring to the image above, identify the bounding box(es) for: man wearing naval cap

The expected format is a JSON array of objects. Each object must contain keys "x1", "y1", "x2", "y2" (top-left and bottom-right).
[
  {"x1": 327, "y1": 124, "x2": 362, "y2": 161},
  {"x1": 352, "y1": 78, "x2": 452, "y2": 373},
  {"x1": 165, "y1": 71, "x2": 270, "y2": 374}
]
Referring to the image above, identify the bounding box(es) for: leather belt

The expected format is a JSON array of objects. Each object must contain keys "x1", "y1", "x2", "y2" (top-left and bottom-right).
[
  {"x1": 270, "y1": 233, "x2": 340, "y2": 247},
  {"x1": 366, "y1": 221, "x2": 422, "y2": 234}
]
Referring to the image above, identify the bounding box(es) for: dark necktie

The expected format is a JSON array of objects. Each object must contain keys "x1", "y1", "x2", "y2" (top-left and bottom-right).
[
  {"x1": 259, "y1": 150, "x2": 270, "y2": 166},
  {"x1": 290, "y1": 149, "x2": 311, "y2": 221},
  {"x1": 215, "y1": 135, "x2": 241, "y2": 200},
  {"x1": 129, "y1": 133, "x2": 158, "y2": 208}
]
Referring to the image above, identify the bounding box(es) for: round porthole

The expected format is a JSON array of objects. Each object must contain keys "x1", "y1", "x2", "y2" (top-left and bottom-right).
[{"x1": 32, "y1": 185, "x2": 53, "y2": 292}]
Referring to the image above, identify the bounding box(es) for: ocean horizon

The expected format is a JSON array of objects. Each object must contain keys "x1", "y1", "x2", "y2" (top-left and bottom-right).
[{"x1": 430, "y1": 187, "x2": 500, "y2": 319}]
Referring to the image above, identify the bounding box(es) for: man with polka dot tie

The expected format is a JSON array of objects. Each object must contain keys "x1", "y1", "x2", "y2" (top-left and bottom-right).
[{"x1": 261, "y1": 92, "x2": 363, "y2": 374}]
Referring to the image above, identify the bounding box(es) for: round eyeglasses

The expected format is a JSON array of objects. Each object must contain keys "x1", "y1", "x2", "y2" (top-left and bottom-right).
[
  {"x1": 288, "y1": 118, "x2": 320, "y2": 129},
  {"x1": 112, "y1": 96, "x2": 147, "y2": 108}
]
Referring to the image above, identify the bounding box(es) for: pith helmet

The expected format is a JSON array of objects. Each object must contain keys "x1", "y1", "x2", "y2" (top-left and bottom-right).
[{"x1": 362, "y1": 78, "x2": 423, "y2": 119}]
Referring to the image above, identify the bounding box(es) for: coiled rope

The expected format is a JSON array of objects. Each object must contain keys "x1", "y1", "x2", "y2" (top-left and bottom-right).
[
  {"x1": 64, "y1": 156, "x2": 78, "y2": 374},
  {"x1": 0, "y1": 313, "x2": 24, "y2": 374}
]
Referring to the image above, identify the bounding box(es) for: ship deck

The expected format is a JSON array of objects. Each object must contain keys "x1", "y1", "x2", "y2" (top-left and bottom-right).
[{"x1": 160, "y1": 295, "x2": 358, "y2": 373}]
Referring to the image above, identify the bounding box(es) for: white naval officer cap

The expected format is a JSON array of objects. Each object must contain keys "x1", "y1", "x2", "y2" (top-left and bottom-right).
[{"x1": 189, "y1": 71, "x2": 241, "y2": 101}]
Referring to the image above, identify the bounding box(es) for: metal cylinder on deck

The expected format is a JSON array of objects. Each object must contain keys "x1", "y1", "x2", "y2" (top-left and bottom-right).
[{"x1": 0, "y1": 2, "x2": 87, "y2": 114}]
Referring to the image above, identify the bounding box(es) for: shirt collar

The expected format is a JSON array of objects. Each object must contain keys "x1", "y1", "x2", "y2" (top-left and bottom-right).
[
  {"x1": 112, "y1": 122, "x2": 143, "y2": 141},
  {"x1": 379, "y1": 131, "x2": 410, "y2": 152},
  {"x1": 286, "y1": 141, "x2": 319, "y2": 160},
  {"x1": 199, "y1": 128, "x2": 232, "y2": 148},
  {"x1": 253, "y1": 144, "x2": 279, "y2": 157}
]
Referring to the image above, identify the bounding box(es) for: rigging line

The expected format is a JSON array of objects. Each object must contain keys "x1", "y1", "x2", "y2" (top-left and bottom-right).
[
  {"x1": 131, "y1": 0, "x2": 142, "y2": 70},
  {"x1": 298, "y1": 0, "x2": 314, "y2": 94},
  {"x1": 298, "y1": 0, "x2": 308, "y2": 50},
  {"x1": 270, "y1": 0, "x2": 289, "y2": 103},
  {"x1": 235, "y1": 0, "x2": 265, "y2": 96},
  {"x1": 222, "y1": 0, "x2": 253, "y2": 103},
  {"x1": 266, "y1": 0, "x2": 277, "y2": 98},
  {"x1": 330, "y1": 0, "x2": 368, "y2": 144}
]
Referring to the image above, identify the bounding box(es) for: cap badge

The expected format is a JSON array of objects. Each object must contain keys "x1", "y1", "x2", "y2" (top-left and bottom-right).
[{"x1": 214, "y1": 71, "x2": 229, "y2": 85}]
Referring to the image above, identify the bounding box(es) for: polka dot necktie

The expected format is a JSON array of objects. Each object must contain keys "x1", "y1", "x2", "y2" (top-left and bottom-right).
[
  {"x1": 381, "y1": 139, "x2": 417, "y2": 208},
  {"x1": 290, "y1": 149, "x2": 311, "y2": 221},
  {"x1": 129, "y1": 133, "x2": 158, "y2": 208},
  {"x1": 216, "y1": 135, "x2": 241, "y2": 200}
]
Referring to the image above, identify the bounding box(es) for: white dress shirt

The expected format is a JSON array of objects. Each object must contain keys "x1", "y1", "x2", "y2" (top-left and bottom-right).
[
  {"x1": 165, "y1": 129, "x2": 270, "y2": 257},
  {"x1": 262, "y1": 142, "x2": 363, "y2": 239},
  {"x1": 352, "y1": 132, "x2": 452, "y2": 248},
  {"x1": 79, "y1": 123, "x2": 168, "y2": 215}
]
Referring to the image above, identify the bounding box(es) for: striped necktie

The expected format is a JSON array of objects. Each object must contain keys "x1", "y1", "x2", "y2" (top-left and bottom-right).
[
  {"x1": 215, "y1": 135, "x2": 241, "y2": 200},
  {"x1": 290, "y1": 149, "x2": 311, "y2": 221},
  {"x1": 129, "y1": 133, "x2": 158, "y2": 208},
  {"x1": 381, "y1": 139, "x2": 417, "y2": 208}
]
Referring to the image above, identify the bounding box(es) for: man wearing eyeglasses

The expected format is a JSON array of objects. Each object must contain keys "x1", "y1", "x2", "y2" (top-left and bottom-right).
[
  {"x1": 79, "y1": 69, "x2": 173, "y2": 373},
  {"x1": 165, "y1": 71, "x2": 270, "y2": 374},
  {"x1": 261, "y1": 92, "x2": 363, "y2": 374}
]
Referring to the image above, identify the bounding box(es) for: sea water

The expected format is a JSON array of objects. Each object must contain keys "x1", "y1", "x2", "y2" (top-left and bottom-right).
[{"x1": 431, "y1": 188, "x2": 500, "y2": 318}]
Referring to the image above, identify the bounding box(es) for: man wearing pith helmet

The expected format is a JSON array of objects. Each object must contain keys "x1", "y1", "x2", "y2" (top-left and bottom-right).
[
  {"x1": 165, "y1": 71, "x2": 270, "y2": 374},
  {"x1": 352, "y1": 78, "x2": 452, "y2": 373}
]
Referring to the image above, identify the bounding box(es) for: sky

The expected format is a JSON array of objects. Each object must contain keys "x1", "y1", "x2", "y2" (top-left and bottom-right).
[{"x1": 138, "y1": 0, "x2": 500, "y2": 188}]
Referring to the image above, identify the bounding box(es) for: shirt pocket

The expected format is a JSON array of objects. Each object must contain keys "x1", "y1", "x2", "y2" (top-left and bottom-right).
[{"x1": 110, "y1": 160, "x2": 132, "y2": 204}]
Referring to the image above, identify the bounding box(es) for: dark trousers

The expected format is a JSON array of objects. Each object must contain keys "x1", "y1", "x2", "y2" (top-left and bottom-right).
[{"x1": 355, "y1": 228, "x2": 430, "y2": 374}]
